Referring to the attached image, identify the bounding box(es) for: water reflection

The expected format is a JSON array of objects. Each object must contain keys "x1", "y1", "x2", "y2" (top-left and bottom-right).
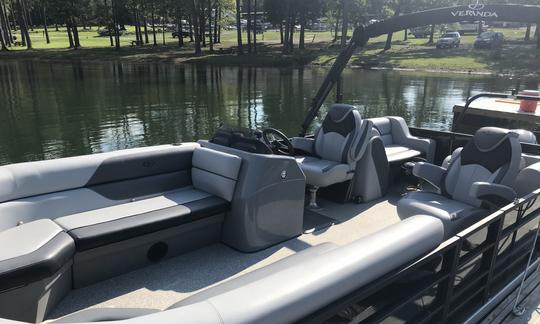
[{"x1": 0, "y1": 61, "x2": 538, "y2": 164}]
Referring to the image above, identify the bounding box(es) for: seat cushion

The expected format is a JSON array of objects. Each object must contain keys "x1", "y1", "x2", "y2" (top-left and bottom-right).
[
  {"x1": 295, "y1": 156, "x2": 353, "y2": 188},
  {"x1": 192, "y1": 147, "x2": 242, "y2": 202},
  {"x1": 0, "y1": 219, "x2": 75, "y2": 291},
  {"x1": 397, "y1": 191, "x2": 489, "y2": 238},
  {"x1": 385, "y1": 145, "x2": 422, "y2": 164},
  {"x1": 55, "y1": 189, "x2": 229, "y2": 251}
]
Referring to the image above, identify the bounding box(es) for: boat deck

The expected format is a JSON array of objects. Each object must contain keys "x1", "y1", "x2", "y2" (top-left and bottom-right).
[{"x1": 47, "y1": 186, "x2": 405, "y2": 320}]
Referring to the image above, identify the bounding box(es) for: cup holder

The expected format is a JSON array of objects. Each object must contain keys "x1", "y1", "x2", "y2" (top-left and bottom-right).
[{"x1": 147, "y1": 242, "x2": 168, "y2": 262}]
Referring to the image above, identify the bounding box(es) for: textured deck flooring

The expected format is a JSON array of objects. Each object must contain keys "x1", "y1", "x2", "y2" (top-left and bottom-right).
[{"x1": 48, "y1": 190, "x2": 403, "y2": 320}]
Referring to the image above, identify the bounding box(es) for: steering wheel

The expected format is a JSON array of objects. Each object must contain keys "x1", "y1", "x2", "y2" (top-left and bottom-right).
[{"x1": 262, "y1": 128, "x2": 294, "y2": 156}]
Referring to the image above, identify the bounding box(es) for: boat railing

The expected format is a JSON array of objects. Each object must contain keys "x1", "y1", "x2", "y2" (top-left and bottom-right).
[{"x1": 302, "y1": 189, "x2": 540, "y2": 323}]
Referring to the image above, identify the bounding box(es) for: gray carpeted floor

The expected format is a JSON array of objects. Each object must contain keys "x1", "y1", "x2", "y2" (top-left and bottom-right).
[{"x1": 48, "y1": 190, "x2": 403, "y2": 320}]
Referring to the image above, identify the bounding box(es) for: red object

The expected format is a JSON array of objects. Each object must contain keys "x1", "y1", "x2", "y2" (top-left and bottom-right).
[{"x1": 520, "y1": 90, "x2": 540, "y2": 113}]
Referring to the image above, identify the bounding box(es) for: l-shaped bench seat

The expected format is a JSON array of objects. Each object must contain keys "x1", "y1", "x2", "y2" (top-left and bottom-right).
[
  {"x1": 0, "y1": 144, "x2": 243, "y2": 322},
  {"x1": 55, "y1": 188, "x2": 229, "y2": 252}
]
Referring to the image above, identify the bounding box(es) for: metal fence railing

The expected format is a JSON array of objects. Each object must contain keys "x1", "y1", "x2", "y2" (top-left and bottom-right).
[{"x1": 302, "y1": 189, "x2": 540, "y2": 324}]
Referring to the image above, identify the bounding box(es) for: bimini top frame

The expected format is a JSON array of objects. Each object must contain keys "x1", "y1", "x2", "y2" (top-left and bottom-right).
[{"x1": 300, "y1": 4, "x2": 540, "y2": 136}]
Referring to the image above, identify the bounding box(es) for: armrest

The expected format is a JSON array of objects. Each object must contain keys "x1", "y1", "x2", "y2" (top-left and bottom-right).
[
  {"x1": 388, "y1": 117, "x2": 436, "y2": 163},
  {"x1": 291, "y1": 137, "x2": 314, "y2": 155},
  {"x1": 470, "y1": 182, "x2": 517, "y2": 208},
  {"x1": 412, "y1": 162, "x2": 446, "y2": 190}
]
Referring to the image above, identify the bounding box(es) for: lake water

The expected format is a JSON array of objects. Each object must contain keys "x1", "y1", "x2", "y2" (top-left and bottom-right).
[{"x1": 1, "y1": 61, "x2": 538, "y2": 165}]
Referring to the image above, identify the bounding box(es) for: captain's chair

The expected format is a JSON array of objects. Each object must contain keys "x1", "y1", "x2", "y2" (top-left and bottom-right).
[
  {"x1": 398, "y1": 127, "x2": 522, "y2": 238},
  {"x1": 293, "y1": 104, "x2": 372, "y2": 208}
]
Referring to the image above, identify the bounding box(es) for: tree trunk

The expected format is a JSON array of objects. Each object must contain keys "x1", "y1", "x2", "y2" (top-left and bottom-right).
[
  {"x1": 340, "y1": 0, "x2": 348, "y2": 48},
  {"x1": 143, "y1": 16, "x2": 149, "y2": 43},
  {"x1": 283, "y1": 1, "x2": 291, "y2": 53},
  {"x1": 0, "y1": 0, "x2": 11, "y2": 47},
  {"x1": 16, "y1": 0, "x2": 31, "y2": 49},
  {"x1": 279, "y1": 23, "x2": 283, "y2": 44},
  {"x1": 0, "y1": 14, "x2": 7, "y2": 51},
  {"x1": 428, "y1": 24, "x2": 435, "y2": 44},
  {"x1": 192, "y1": 0, "x2": 201, "y2": 55},
  {"x1": 42, "y1": 3, "x2": 50, "y2": 43},
  {"x1": 198, "y1": 1, "x2": 205, "y2": 47},
  {"x1": 176, "y1": 6, "x2": 183, "y2": 47},
  {"x1": 235, "y1": 0, "x2": 242, "y2": 54},
  {"x1": 525, "y1": 23, "x2": 531, "y2": 42},
  {"x1": 161, "y1": 14, "x2": 166, "y2": 45},
  {"x1": 333, "y1": 8, "x2": 340, "y2": 42},
  {"x1": 112, "y1": 0, "x2": 120, "y2": 50},
  {"x1": 384, "y1": 33, "x2": 393, "y2": 51},
  {"x1": 384, "y1": 6, "x2": 401, "y2": 51},
  {"x1": 299, "y1": 13, "x2": 305, "y2": 50},
  {"x1": 288, "y1": 13, "x2": 295, "y2": 50},
  {"x1": 207, "y1": 0, "x2": 213, "y2": 51},
  {"x1": 215, "y1": 6, "x2": 220, "y2": 43},
  {"x1": 403, "y1": 29, "x2": 407, "y2": 41},
  {"x1": 72, "y1": 24, "x2": 81, "y2": 49},
  {"x1": 246, "y1": 0, "x2": 251, "y2": 53},
  {"x1": 252, "y1": 0, "x2": 257, "y2": 53},
  {"x1": 67, "y1": 23, "x2": 74, "y2": 48},
  {"x1": 188, "y1": 17, "x2": 194, "y2": 42},
  {"x1": 21, "y1": 0, "x2": 32, "y2": 31},
  {"x1": 478, "y1": 21, "x2": 483, "y2": 35},
  {"x1": 151, "y1": 1, "x2": 157, "y2": 46},
  {"x1": 10, "y1": 0, "x2": 17, "y2": 31},
  {"x1": 0, "y1": 25, "x2": 7, "y2": 50},
  {"x1": 134, "y1": 10, "x2": 142, "y2": 46}
]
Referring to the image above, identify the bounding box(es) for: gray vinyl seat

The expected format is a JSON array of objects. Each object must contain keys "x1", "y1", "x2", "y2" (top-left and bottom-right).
[
  {"x1": 369, "y1": 116, "x2": 435, "y2": 163},
  {"x1": 54, "y1": 147, "x2": 242, "y2": 252},
  {"x1": 292, "y1": 104, "x2": 372, "y2": 207},
  {"x1": 398, "y1": 127, "x2": 522, "y2": 238}
]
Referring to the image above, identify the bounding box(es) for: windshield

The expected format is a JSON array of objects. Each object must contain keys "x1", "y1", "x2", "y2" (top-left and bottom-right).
[
  {"x1": 479, "y1": 32, "x2": 495, "y2": 39},
  {"x1": 442, "y1": 33, "x2": 457, "y2": 38}
]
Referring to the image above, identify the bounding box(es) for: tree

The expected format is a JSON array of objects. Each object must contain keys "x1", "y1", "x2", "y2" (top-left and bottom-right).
[
  {"x1": 42, "y1": 0, "x2": 50, "y2": 44},
  {"x1": 235, "y1": 0, "x2": 243, "y2": 53},
  {"x1": 340, "y1": 0, "x2": 348, "y2": 48},
  {"x1": 15, "y1": 0, "x2": 32, "y2": 49},
  {"x1": 191, "y1": 0, "x2": 202, "y2": 55}
]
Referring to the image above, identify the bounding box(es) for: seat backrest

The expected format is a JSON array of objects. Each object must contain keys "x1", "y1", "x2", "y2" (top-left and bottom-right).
[
  {"x1": 313, "y1": 104, "x2": 371, "y2": 165},
  {"x1": 191, "y1": 147, "x2": 242, "y2": 201},
  {"x1": 0, "y1": 145, "x2": 197, "y2": 232},
  {"x1": 370, "y1": 117, "x2": 393, "y2": 146},
  {"x1": 443, "y1": 127, "x2": 522, "y2": 206}
]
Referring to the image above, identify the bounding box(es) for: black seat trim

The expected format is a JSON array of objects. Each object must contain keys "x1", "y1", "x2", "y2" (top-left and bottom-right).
[
  {"x1": 68, "y1": 196, "x2": 229, "y2": 252},
  {"x1": 0, "y1": 233, "x2": 75, "y2": 292}
]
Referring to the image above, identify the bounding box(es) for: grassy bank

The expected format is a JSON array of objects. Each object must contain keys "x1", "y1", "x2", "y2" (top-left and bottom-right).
[{"x1": 1, "y1": 26, "x2": 539, "y2": 75}]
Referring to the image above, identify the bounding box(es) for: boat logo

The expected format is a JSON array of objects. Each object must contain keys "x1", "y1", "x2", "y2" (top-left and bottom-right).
[
  {"x1": 451, "y1": 1, "x2": 498, "y2": 18},
  {"x1": 468, "y1": 1, "x2": 485, "y2": 11}
]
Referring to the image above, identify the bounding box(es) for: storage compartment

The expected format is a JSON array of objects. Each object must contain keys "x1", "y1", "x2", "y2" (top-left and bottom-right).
[{"x1": 72, "y1": 215, "x2": 224, "y2": 288}]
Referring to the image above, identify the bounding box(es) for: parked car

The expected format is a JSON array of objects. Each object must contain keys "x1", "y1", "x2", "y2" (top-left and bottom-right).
[
  {"x1": 97, "y1": 27, "x2": 124, "y2": 37},
  {"x1": 410, "y1": 26, "x2": 431, "y2": 38},
  {"x1": 436, "y1": 31, "x2": 461, "y2": 48},
  {"x1": 474, "y1": 31, "x2": 504, "y2": 49},
  {"x1": 172, "y1": 30, "x2": 192, "y2": 38}
]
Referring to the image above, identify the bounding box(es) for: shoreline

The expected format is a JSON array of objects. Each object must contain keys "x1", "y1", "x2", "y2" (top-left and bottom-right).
[{"x1": 2, "y1": 46, "x2": 539, "y2": 78}]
